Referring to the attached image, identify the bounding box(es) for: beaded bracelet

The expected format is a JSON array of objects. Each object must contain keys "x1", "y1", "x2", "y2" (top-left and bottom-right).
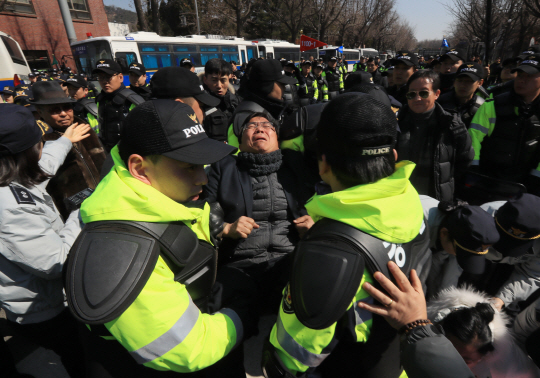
[{"x1": 398, "y1": 319, "x2": 432, "y2": 335}]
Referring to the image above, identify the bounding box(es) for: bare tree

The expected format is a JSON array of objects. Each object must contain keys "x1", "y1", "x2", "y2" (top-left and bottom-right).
[
  {"x1": 151, "y1": 0, "x2": 161, "y2": 34},
  {"x1": 133, "y1": 0, "x2": 149, "y2": 31},
  {"x1": 264, "y1": 0, "x2": 308, "y2": 42},
  {"x1": 222, "y1": 0, "x2": 258, "y2": 36}
]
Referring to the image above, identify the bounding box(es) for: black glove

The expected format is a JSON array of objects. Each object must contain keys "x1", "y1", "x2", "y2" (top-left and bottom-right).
[
  {"x1": 339, "y1": 88, "x2": 345, "y2": 94},
  {"x1": 294, "y1": 67, "x2": 306, "y2": 86}
]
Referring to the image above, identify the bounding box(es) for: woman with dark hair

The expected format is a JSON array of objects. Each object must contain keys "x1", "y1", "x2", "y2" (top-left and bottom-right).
[
  {"x1": 428, "y1": 286, "x2": 540, "y2": 377},
  {"x1": 0, "y1": 104, "x2": 90, "y2": 377}
]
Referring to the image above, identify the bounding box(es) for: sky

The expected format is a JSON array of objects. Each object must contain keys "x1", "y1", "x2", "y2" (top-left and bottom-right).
[{"x1": 104, "y1": 0, "x2": 453, "y2": 42}]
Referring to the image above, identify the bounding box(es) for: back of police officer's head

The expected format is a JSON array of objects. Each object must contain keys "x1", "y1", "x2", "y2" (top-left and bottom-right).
[{"x1": 316, "y1": 93, "x2": 397, "y2": 190}]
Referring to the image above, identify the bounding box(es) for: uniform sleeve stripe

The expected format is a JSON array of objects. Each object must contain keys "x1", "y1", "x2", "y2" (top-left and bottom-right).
[
  {"x1": 217, "y1": 308, "x2": 243, "y2": 348},
  {"x1": 275, "y1": 315, "x2": 330, "y2": 367},
  {"x1": 489, "y1": 118, "x2": 497, "y2": 124},
  {"x1": 470, "y1": 123, "x2": 489, "y2": 134},
  {"x1": 471, "y1": 160, "x2": 480, "y2": 166},
  {"x1": 355, "y1": 297, "x2": 373, "y2": 326},
  {"x1": 130, "y1": 296, "x2": 200, "y2": 364},
  {"x1": 530, "y1": 170, "x2": 540, "y2": 178}
]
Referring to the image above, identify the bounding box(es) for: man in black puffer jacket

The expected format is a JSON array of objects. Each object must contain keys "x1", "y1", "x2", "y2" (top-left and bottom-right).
[{"x1": 397, "y1": 70, "x2": 473, "y2": 202}]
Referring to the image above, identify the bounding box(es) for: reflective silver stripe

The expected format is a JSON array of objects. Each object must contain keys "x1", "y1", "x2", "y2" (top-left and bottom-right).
[
  {"x1": 470, "y1": 123, "x2": 489, "y2": 134},
  {"x1": 130, "y1": 297, "x2": 200, "y2": 364},
  {"x1": 355, "y1": 297, "x2": 373, "y2": 326},
  {"x1": 471, "y1": 160, "x2": 480, "y2": 166},
  {"x1": 531, "y1": 169, "x2": 540, "y2": 178},
  {"x1": 489, "y1": 117, "x2": 497, "y2": 124},
  {"x1": 205, "y1": 107, "x2": 217, "y2": 116},
  {"x1": 217, "y1": 308, "x2": 243, "y2": 349},
  {"x1": 275, "y1": 315, "x2": 330, "y2": 367}
]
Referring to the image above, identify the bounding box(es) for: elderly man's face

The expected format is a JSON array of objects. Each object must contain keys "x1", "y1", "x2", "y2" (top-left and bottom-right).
[
  {"x1": 240, "y1": 116, "x2": 279, "y2": 154},
  {"x1": 38, "y1": 104, "x2": 74, "y2": 129}
]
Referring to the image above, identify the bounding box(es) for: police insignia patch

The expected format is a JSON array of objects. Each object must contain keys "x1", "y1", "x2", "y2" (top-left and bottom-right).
[
  {"x1": 9, "y1": 185, "x2": 36, "y2": 205},
  {"x1": 282, "y1": 283, "x2": 294, "y2": 314}
]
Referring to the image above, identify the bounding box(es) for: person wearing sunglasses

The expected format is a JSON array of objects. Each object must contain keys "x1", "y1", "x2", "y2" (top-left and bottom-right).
[
  {"x1": 396, "y1": 70, "x2": 473, "y2": 202},
  {"x1": 92, "y1": 59, "x2": 145, "y2": 152},
  {"x1": 31, "y1": 81, "x2": 106, "y2": 219}
]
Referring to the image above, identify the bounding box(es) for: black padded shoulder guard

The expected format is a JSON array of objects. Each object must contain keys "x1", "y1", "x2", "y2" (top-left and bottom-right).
[
  {"x1": 291, "y1": 218, "x2": 430, "y2": 330},
  {"x1": 114, "y1": 88, "x2": 146, "y2": 107}
]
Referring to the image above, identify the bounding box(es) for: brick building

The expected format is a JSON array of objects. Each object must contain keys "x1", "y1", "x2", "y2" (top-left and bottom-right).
[{"x1": 0, "y1": 0, "x2": 110, "y2": 71}]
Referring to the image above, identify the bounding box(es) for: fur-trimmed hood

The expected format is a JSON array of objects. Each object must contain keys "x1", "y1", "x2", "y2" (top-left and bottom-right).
[{"x1": 427, "y1": 286, "x2": 510, "y2": 343}]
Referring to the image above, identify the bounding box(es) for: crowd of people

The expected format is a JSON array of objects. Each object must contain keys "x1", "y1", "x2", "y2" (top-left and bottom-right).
[{"x1": 1, "y1": 44, "x2": 540, "y2": 378}]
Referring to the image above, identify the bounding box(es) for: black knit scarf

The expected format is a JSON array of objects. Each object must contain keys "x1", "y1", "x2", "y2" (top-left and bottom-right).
[{"x1": 238, "y1": 149, "x2": 283, "y2": 176}]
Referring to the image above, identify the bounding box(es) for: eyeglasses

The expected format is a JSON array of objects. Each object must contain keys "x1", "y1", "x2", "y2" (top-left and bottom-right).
[
  {"x1": 46, "y1": 104, "x2": 73, "y2": 114},
  {"x1": 245, "y1": 121, "x2": 275, "y2": 131},
  {"x1": 405, "y1": 90, "x2": 431, "y2": 100},
  {"x1": 96, "y1": 73, "x2": 119, "y2": 82}
]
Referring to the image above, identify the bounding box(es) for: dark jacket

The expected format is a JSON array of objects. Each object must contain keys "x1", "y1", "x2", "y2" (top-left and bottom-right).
[
  {"x1": 43, "y1": 116, "x2": 106, "y2": 219},
  {"x1": 202, "y1": 83, "x2": 240, "y2": 142},
  {"x1": 397, "y1": 102, "x2": 474, "y2": 202},
  {"x1": 371, "y1": 70, "x2": 388, "y2": 88},
  {"x1": 388, "y1": 84, "x2": 408, "y2": 105},
  {"x1": 437, "y1": 90, "x2": 485, "y2": 129},
  {"x1": 201, "y1": 150, "x2": 315, "y2": 260},
  {"x1": 129, "y1": 83, "x2": 152, "y2": 101}
]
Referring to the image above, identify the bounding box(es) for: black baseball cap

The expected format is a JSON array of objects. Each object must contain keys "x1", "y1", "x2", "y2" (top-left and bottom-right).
[
  {"x1": 313, "y1": 62, "x2": 324, "y2": 70},
  {"x1": 456, "y1": 62, "x2": 485, "y2": 82},
  {"x1": 279, "y1": 58, "x2": 288, "y2": 67},
  {"x1": 2, "y1": 86, "x2": 14, "y2": 96},
  {"x1": 301, "y1": 60, "x2": 312, "y2": 67},
  {"x1": 317, "y1": 93, "x2": 398, "y2": 160},
  {"x1": 391, "y1": 51, "x2": 418, "y2": 67},
  {"x1": 447, "y1": 206, "x2": 500, "y2": 275},
  {"x1": 285, "y1": 60, "x2": 296, "y2": 68},
  {"x1": 441, "y1": 48, "x2": 467, "y2": 63},
  {"x1": 28, "y1": 72, "x2": 37, "y2": 78},
  {"x1": 150, "y1": 67, "x2": 219, "y2": 107},
  {"x1": 121, "y1": 99, "x2": 236, "y2": 165},
  {"x1": 518, "y1": 46, "x2": 540, "y2": 60},
  {"x1": 92, "y1": 59, "x2": 122, "y2": 75},
  {"x1": 13, "y1": 85, "x2": 36, "y2": 112},
  {"x1": 0, "y1": 104, "x2": 52, "y2": 156},
  {"x1": 64, "y1": 75, "x2": 88, "y2": 88},
  {"x1": 493, "y1": 194, "x2": 540, "y2": 257},
  {"x1": 30, "y1": 81, "x2": 76, "y2": 105},
  {"x1": 344, "y1": 71, "x2": 374, "y2": 89},
  {"x1": 248, "y1": 59, "x2": 297, "y2": 86},
  {"x1": 511, "y1": 54, "x2": 540, "y2": 75},
  {"x1": 128, "y1": 62, "x2": 146, "y2": 76},
  {"x1": 180, "y1": 58, "x2": 194, "y2": 68},
  {"x1": 329, "y1": 56, "x2": 338, "y2": 62}
]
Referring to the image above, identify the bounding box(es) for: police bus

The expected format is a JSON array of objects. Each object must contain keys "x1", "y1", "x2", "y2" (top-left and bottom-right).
[
  {"x1": 0, "y1": 31, "x2": 31, "y2": 88},
  {"x1": 255, "y1": 40, "x2": 301, "y2": 62},
  {"x1": 319, "y1": 46, "x2": 361, "y2": 71},
  {"x1": 70, "y1": 32, "x2": 261, "y2": 85},
  {"x1": 360, "y1": 48, "x2": 379, "y2": 59}
]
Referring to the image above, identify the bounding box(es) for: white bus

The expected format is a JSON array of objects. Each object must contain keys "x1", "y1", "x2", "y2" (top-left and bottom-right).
[
  {"x1": 70, "y1": 32, "x2": 261, "y2": 84},
  {"x1": 360, "y1": 48, "x2": 379, "y2": 59},
  {"x1": 255, "y1": 40, "x2": 301, "y2": 62},
  {"x1": 319, "y1": 46, "x2": 361, "y2": 71},
  {"x1": 0, "y1": 31, "x2": 31, "y2": 88}
]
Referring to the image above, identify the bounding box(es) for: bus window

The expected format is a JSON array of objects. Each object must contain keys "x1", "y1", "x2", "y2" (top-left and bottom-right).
[
  {"x1": 274, "y1": 47, "x2": 300, "y2": 62},
  {"x1": 267, "y1": 53, "x2": 273, "y2": 59},
  {"x1": 241, "y1": 50, "x2": 246, "y2": 64},
  {"x1": 174, "y1": 53, "x2": 201, "y2": 67},
  {"x1": 115, "y1": 52, "x2": 137, "y2": 66},
  {"x1": 141, "y1": 53, "x2": 174, "y2": 69},
  {"x1": 72, "y1": 40, "x2": 113, "y2": 75},
  {"x1": 1, "y1": 35, "x2": 27, "y2": 65},
  {"x1": 140, "y1": 44, "x2": 170, "y2": 52},
  {"x1": 173, "y1": 44, "x2": 197, "y2": 52},
  {"x1": 258, "y1": 46, "x2": 265, "y2": 58},
  {"x1": 247, "y1": 46, "x2": 257, "y2": 60},
  {"x1": 222, "y1": 46, "x2": 239, "y2": 63}
]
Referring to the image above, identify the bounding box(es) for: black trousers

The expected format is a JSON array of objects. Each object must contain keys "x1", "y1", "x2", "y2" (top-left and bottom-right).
[{"x1": 6, "y1": 309, "x2": 85, "y2": 377}]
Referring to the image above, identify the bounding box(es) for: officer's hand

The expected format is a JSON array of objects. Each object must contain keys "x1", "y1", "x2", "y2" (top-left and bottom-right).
[
  {"x1": 358, "y1": 261, "x2": 428, "y2": 330},
  {"x1": 64, "y1": 122, "x2": 91, "y2": 143},
  {"x1": 491, "y1": 297, "x2": 505, "y2": 311},
  {"x1": 293, "y1": 215, "x2": 314, "y2": 238},
  {"x1": 222, "y1": 216, "x2": 259, "y2": 239}
]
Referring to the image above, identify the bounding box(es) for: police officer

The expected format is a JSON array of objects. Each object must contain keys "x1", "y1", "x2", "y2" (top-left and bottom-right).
[
  {"x1": 93, "y1": 59, "x2": 145, "y2": 152},
  {"x1": 181, "y1": 58, "x2": 196, "y2": 72},
  {"x1": 322, "y1": 56, "x2": 344, "y2": 100},
  {"x1": 282, "y1": 60, "x2": 304, "y2": 107},
  {"x1": 65, "y1": 100, "x2": 254, "y2": 377},
  {"x1": 487, "y1": 57, "x2": 520, "y2": 98},
  {"x1": 353, "y1": 56, "x2": 367, "y2": 72},
  {"x1": 469, "y1": 54, "x2": 540, "y2": 193},
  {"x1": 64, "y1": 75, "x2": 100, "y2": 132},
  {"x1": 298, "y1": 60, "x2": 318, "y2": 106},
  {"x1": 201, "y1": 58, "x2": 241, "y2": 141},
  {"x1": 337, "y1": 56, "x2": 347, "y2": 75},
  {"x1": 437, "y1": 62, "x2": 486, "y2": 128},
  {"x1": 1, "y1": 86, "x2": 14, "y2": 103},
  {"x1": 263, "y1": 93, "x2": 431, "y2": 377},
  {"x1": 439, "y1": 48, "x2": 467, "y2": 94},
  {"x1": 366, "y1": 57, "x2": 388, "y2": 88},
  {"x1": 388, "y1": 51, "x2": 418, "y2": 105},
  {"x1": 127, "y1": 62, "x2": 152, "y2": 101},
  {"x1": 418, "y1": 55, "x2": 427, "y2": 69},
  {"x1": 312, "y1": 62, "x2": 328, "y2": 102},
  {"x1": 28, "y1": 71, "x2": 38, "y2": 84}
]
